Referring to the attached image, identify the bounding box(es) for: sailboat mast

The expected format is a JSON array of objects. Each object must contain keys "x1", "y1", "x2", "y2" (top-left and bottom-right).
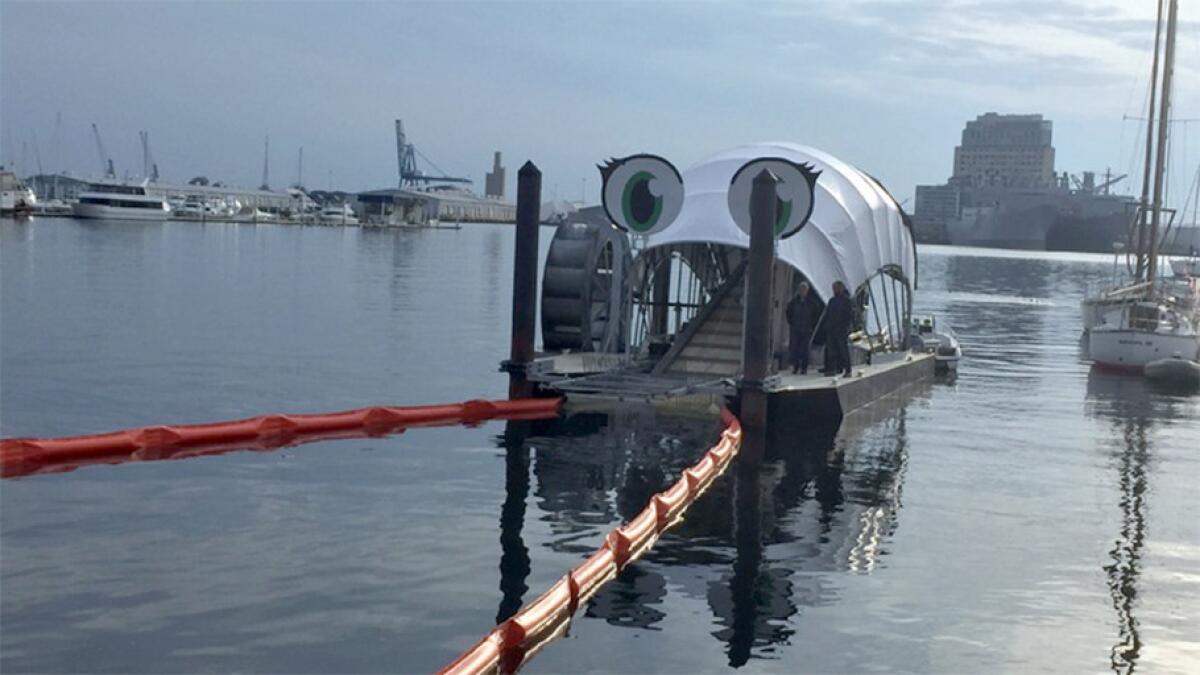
[
  {"x1": 1147, "y1": 0, "x2": 1178, "y2": 282},
  {"x1": 1136, "y1": 0, "x2": 1166, "y2": 281}
]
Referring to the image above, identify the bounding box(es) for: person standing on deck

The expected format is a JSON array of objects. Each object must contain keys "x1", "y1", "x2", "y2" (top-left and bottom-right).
[
  {"x1": 823, "y1": 280, "x2": 854, "y2": 377},
  {"x1": 785, "y1": 281, "x2": 821, "y2": 374}
]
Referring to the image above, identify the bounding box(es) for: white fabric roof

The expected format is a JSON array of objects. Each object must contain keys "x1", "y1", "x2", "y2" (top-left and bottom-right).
[{"x1": 644, "y1": 142, "x2": 916, "y2": 301}]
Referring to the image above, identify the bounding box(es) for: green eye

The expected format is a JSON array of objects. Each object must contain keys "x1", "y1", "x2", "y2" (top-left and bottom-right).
[
  {"x1": 622, "y1": 171, "x2": 664, "y2": 233},
  {"x1": 599, "y1": 154, "x2": 684, "y2": 236},
  {"x1": 775, "y1": 197, "x2": 793, "y2": 236},
  {"x1": 727, "y1": 157, "x2": 820, "y2": 240}
]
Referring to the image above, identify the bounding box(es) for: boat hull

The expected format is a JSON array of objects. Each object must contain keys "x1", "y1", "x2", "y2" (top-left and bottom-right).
[
  {"x1": 72, "y1": 202, "x2": 170, "y2": 221},
  {"x1": 1088, "y1": 328, "x2": 1200, "y2": 371}
]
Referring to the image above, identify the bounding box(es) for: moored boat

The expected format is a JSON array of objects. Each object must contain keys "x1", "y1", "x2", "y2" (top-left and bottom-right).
[
  {"x1": 318, "y1": 203, "x2": 359, "y2": 225},
  {"x1": 1083, "y1": 0, "x2": 1200, "y2": 378},
  {"x1": 910, "y1": 315, "x2": 962, "y2": 373},
  {"x1": 1144, "y1": 353, "x2": 1200, "y2": 388},
  {"x1": 1, "y1": 170, "x2": 37, "y2": 216},
  {"x1": 72, "y1": 180, "x2": 170, "y2": 221}
]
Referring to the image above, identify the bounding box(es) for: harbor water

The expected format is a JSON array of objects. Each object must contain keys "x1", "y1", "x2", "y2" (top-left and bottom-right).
[{"x1": 1, "y1": 218, "x2": 1197, "y2": 673}]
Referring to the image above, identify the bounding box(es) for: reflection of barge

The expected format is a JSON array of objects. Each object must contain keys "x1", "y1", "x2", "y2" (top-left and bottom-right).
[
  {"x1": 496, "y1": 381, "x2": 929, "y2": 665},
  {"x1": 507, "y1": 143, "x2": 936, "y2": 424}
]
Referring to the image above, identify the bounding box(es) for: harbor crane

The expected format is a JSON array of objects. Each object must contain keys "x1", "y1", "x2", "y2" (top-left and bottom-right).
[
  {"x1": 139, "y1": 131, "x2": 159, "y2": 182},
  {"x1": 31, "y1": 130, "x2": 45, "y2": 177},
  {"x1": 1069, "y1": 169, "x2": 1127, "y2": 195},
  {"x1": 260, "y1": 135, "x2": 270, "y2": 191},
  {"x1": 91, "y1": 123, "x2": 115, "y2": 179},
  {"x1": 395, "y1": 119, "x2": 471, "y2": 189}
]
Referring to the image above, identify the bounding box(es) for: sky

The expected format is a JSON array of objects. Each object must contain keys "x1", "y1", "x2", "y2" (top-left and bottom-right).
[{"x1": 2, "y1": 0, "x2": 1199, "y2": 207}]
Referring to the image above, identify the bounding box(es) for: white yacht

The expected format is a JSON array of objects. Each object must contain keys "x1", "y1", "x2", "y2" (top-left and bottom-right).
[
  {"x1": 318, "y1": 203, "x2": 359, "y2": 225},
  {"x1": 72, "y1": 181, "x2": 170, "y2": 221},
  {"x1": 233, "y1": 206, "x2": 278, "y2": 222},
  {"x1": 1, "y1": 170, "x2": 37, "y2": 215}
]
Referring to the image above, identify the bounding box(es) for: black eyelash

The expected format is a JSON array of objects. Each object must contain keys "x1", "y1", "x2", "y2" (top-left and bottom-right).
[{"x1": 597, "y1": 157, "x2": 623, "y2": 182}]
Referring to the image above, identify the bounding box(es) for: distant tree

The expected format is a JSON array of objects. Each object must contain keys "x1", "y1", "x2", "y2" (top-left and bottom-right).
[{"x1": 188, "y1": 176, "x2": 209, "y2": 186}]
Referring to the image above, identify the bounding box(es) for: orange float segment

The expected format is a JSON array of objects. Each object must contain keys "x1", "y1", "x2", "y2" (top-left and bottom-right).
[
  {"x1": 0, "y1": 397, "x2": 563, "y2": 479},
  {"x1": 439, "y1": 409, "x2": 743, "y2": 675}
]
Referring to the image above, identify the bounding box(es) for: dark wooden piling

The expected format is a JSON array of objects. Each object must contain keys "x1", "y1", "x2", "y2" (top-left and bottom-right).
[
  {"x1": 651, "y1": 251, "x2": 671, "y2": 339},
  {"x1": 507, "y1": 161, "x2": 542, "y2": 399},
  {"x1": 738, "y1": 169, "x2": 777, "y2": 439}
]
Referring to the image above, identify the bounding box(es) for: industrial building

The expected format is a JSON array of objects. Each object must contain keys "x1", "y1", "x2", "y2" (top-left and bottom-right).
[
  {"x1": 356, "y1": 186, "x2": 515, "y2": 225},
  {"x1": 356, "y1": 119, "x2": 515, "y2": 226},
  {"x1": 485, "y1": 152, "x2": 506, "y2": 199}
]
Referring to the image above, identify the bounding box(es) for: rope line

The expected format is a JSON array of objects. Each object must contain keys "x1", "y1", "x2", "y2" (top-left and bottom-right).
[
  {"x1": 0, "y1": 398, "x2": 563, "y2": 479},
  {"x1": 439, "y1": 407, "x2": 743, "y2": 675}
]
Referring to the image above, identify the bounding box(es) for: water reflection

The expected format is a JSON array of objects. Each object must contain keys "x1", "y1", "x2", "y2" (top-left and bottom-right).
[
  {"x1": 1083, "y1": 373, "x2": 1181, "y2": 674},
  {"x1": 940, "y1": 255, "x2": 1056, "y2": 380},
  {"x1": 493, "y1": 387, "x2": 925, "y2": 666},
  {"x1": 496, "y1": 423, "x2": 533, "y2": 623}
]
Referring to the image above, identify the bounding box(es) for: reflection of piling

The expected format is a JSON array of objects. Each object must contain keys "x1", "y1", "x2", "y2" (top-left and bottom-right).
[
  {"x1": 739, "y1": 169, "x2": 777, "y2": 438},
  {"x1": 497, "y1": 422, "x2": 532, "y2": 623},
  {"x1": 507, "y1": 162, "x2": 542, "y2": 399},
  {"x1": 728, "y1": 454, "x2": 763, "y2": 667}
]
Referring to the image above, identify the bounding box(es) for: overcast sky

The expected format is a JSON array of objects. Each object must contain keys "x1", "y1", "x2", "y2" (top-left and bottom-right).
[{"x1": 2, "y1": 1, "x2": 1198, "y2": 205}]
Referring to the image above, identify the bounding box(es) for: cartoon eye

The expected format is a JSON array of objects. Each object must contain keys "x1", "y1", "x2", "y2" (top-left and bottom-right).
[
  {"x1": 727, "y1": 158, "x2": 821, "y2": 239},
  {"x1": 599, "y1": 154, "x2": 684, "y2": 235}
]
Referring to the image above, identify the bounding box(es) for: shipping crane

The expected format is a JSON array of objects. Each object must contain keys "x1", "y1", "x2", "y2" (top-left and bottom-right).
[
  {"x1": 260, "y1": 135, "x2": 270, "y2": 191},
  {"x1": 92, "y1": 123, "x2": 115, "y2": 179},
  {"x1": 395, "y1": 119, "x2": 471, "y2": 189},
  {"x1": 1069, "y1": 169, "x2": 1127, "y2": 195},
  {"x1": 139, "y1": 131, "x2": 160, "y2": 182},
  {"x1": 31, "y1": 130, "x2": 45, "y2": 177}
]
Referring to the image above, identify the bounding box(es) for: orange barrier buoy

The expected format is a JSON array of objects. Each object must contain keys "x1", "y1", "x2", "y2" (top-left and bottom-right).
[
  {"x1": 439, "y1": 408, "x2": 743, "y2": 675},
  {"x1": 0, "y1": 397, "x2": 562, "y2": 479}
]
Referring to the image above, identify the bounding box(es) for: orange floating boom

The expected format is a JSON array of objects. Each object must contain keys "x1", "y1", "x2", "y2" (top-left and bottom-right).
[
  {"x1": 0, "y1": 397, "x2": 563, "y2": 479},
  {"x1": 439, "y1": 408, "x2": 743, "y2": 675}
]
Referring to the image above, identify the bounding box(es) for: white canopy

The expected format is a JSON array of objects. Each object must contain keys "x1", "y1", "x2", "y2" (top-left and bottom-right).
[{"x1": 644, "y1": 142, "x2": 916, "y2": 301}]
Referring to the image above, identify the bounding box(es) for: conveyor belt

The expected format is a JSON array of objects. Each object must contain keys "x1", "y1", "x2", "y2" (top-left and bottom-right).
[{"x1": 548, "y1": 370, "x2": 731, "y2": 401}]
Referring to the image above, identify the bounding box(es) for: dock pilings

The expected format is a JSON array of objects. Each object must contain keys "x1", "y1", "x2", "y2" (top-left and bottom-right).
[
  {"x1": 738, "y1": 169, "x2": 778, "y2": 450},
  {"x1": 505, "y1": 161, "x2": 542, "y2": 400}
]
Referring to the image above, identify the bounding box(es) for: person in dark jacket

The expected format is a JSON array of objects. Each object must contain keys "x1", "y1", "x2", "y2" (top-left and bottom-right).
[
  {"x1": 785, "y1": 281, "x2": 821, "y2": 374},
  {"x1": 823, "y1": 280, "x2": 854, "y2": 377}
]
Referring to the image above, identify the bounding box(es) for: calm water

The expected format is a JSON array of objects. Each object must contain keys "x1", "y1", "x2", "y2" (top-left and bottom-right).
[{"x1": 1, "y1": 218, "x2": 1197, "y2": 673}]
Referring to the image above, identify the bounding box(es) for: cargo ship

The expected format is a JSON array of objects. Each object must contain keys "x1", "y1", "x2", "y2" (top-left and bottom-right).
[{"x1": 914, "y1": 113, "x2": 1138, "y2": 252}]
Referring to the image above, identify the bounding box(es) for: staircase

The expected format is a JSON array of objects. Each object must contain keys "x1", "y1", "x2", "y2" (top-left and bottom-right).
[{"x1": 653, "y1": 269, "x2": 745, "y2": 377}]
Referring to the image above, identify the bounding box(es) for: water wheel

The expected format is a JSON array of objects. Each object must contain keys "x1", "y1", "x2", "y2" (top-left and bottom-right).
[{"x1": 541, "y1": 222, "x2": 632, "y2": 352}]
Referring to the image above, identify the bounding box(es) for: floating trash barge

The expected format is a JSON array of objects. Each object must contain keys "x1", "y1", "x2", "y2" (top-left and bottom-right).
[{"x1": 501, "y1": 142, "x2": 942, "y2": 428}]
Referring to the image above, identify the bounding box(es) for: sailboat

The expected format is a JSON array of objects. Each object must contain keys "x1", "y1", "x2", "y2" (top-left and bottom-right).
[{"x1": 1086, "y1": 0, "x2": 1200, "y2": 374}]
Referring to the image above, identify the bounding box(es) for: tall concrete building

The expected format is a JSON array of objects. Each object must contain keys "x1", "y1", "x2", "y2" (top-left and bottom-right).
[
  {"x1": 951, "y1": 113, "x2": 1055, "y2": 189},
  {"x1": 485, "y1": 152, "x2": 505, "y2": 199}
]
